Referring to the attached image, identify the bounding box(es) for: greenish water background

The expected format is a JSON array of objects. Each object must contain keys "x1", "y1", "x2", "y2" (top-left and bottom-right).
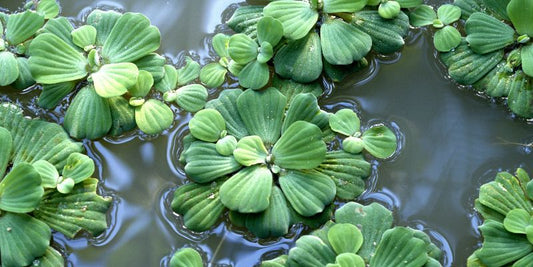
[{"x1": 2, "y1": 0, "x2": 533, "y2": 266}]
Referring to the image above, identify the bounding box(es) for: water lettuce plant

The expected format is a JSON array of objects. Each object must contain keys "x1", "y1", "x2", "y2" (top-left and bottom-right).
[
  {"x1": 261, "y1": 202, "x2": 442, "y2": 267},
  {"x1": 200, "y1": 33, "x2": 243, "y2": 88},
  {"x1": 439, "y1": 0, "x2": 533, "y2": 118},
  {"x1": 0, "y1": 103, "x2": 111, "y2": 266},
  {"x1": 169, "y1": 248, "x2": 203, "y2": 267},
  {"x1": 410, "y1": 4, "x2": 462, "y2": 52}
]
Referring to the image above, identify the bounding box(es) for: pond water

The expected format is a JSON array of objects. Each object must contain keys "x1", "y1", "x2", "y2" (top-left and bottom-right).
[{"x1": 2, "y1": 0, "x2": 533, "y2": 266}]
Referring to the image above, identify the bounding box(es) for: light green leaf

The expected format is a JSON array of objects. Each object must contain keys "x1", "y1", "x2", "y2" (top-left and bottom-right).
[
  {"x1": 35, "y1": 246, "x2": 65, "y2": 267},
  {"x1": 133, "y1": 53, "x2": 166, "y2": 82},
  {"x1": 330, "y1": 253, "x2": 365, "y2": 267},
  {"x1": 507, "y1": 71, "x2": 533, "y2": 118},
  {"x1": 282, "y1": 93, "x2": 329, "y2": 133},
  {"x1": 238, "y1": 60, "x2": 270, "y2": 89},
  {"x1": 200, "y1": 62, "x2": 227, "y2": 88},
  {"x1": 183, "y1": 142, "x2": 241, "y2": 183},
  {"x1": 171, "y1": 179, "x2": 226, "y2": 231},
  {"x1": 64, "y1": 86, "x2": 112, "y2": 140},
  {"x1": 507, "y1": 0, "x2": 533, "y2": 37},
  {"x1": 36, "y1": 0, "x2": 60, "y2": 19},
  {"x1": 378, "y1": 1, "x2": 401, "y2": 19},
  {"x1": 71, "y1": 25, "x2": 97, "y2": 50},
  {"x1": 522, "y1": 44, "x2": 533, "y2": 77},
  {"x1": 29, "y1": 33, "x2": 88, "y2": 84},
  {"x1": 352, "y1": 11, "x2": 410, "y2": 54},
  {"x1": 370, "y1": 227, "x2": 429, "y2": 267},
  {"x1": 57, "y1": 178, "x2": 75, "y2": 194},
  {"x1": 479, "y1": 171, "x2": 532, "y2": 216},
  {"x1": 135, "y1": 99, "x2": 173, "y2": 135},
  {"x1": 362, "y1": 124, "x2": 397, "y2": 159},
  {"x1": 216, "y1": 135, "x2": 237, "y2": 156},
  {"x1": 86, "y1": 9, "x2": 121, "y2": 46},
  {"x1": 13, "y1": 57, "x2": 35, "y2": 90},
  {"x1": 228, "y1": 33, "x2": 259, "y2": 65},
  {"x1": 177, "y1": 57, "x2": 200, "y2": 86},
  {"x1": 128, "y1": 70, "x2": 154, "y2": 98},
  {"x1": 38, "y1": 81, "x2": 76, "y2": 109},
  {"x1": 92, "y1": 62, "x2": 139, "y2": 98},
  {"x1": 434, "y1": 26, "x2": 462, "y2": 52},
  {"x1": 262, "y1": 255, "x2": 288, "y2": 267},
  {"x1": 274, "y1": 32, "x2": 323, "y2": 83},
  {"x1": 272, "y1": 121, "x2": 326, "y2": 169},
  {"x1": 321, "y1": 19, "x2": 371, "y2": 65},
  {"x1": 257, "y1": 42, "x2": 274, "y2": 64},
  {"x1": 287, "y1": 235, "x2": 336, "y2": 266},
  {"x1": 329, "y1": 109, "x2": 360, "y2": 136},
  {"x1": 437, "y1": 4, "x2": 461, "y2": 25},
  {"x1": 108, "y1": 96, "x2": 137, "y2": 136},
  {"x1": 34, "y1": 178, "x2": 111, "y2": 238},
  {"x1": 279, "y1": 170, "x2": 335, "y2": 217},
  {"x1": 514, "y1": 252, "x2": 533, "y2": 267},
  {"x1": 220, "y1": 165, "x2": 273, "y2": 213},
  {"x1": 213, "y1": 33, "x2": 230, "y2": 58},
  {"x1": 233, "y1": 136, "x2": 268, "y2": 166},
  {"x1": 62, "y1": 152, "x2": 94, "y2": 184},
  {"x1": 0, "y1": 213, "x2": 51, "y2": 267},
  {"x1": 101, "y1": 12, "x2": 160, "y2": 63},
  {"x1": 5, "y1": 10, "x2": 44, "y2": 45},
  {"x1": 503, "y1": 209, "x2": 531, "y2": 234},
  {"x1": 189, "y1": 109, "x2": 226, "y2": 142},
  {"x1": 465, "y1": 12, "x2": 516, "y2": 54},
  {"x1": 342, "y1": 137, "x2": 364, "y2": 154},
  {"x1": 155, "y1": 64, "x2": 178, "y2": 92},
  {"x1": 243, "y1": 186, "x2": 292, "y2": 238},
  {"x1": 0, "y1": 51, "x2": 19, "y2": 86},
  {"x1": 263, "y1": 0, "x2": 318, "y2": 40},
  {"x1": 175, "y1": 84, "x2": 208, "y2": 112},
  {"x1": 0, "y1": 163, "x2": 43, "y2": 213},
  {"x1": 0, "y1": 127, "x2": 12, "y2": 178},
  {"x1": 409, "y1": 5, "x2": 437, "y2": 27},
  {"x1": 205, "y1": 89, "x2": 249, "y2": 139},
  {"x1": 170, "y1": 248, "x2": 203, "y2": 267},
  {"x1": 237, "y1": 88, "x2": 287, "y2": 145},
  {"x1": 257, "y1": 16, "x2": 284, "y2": 46},
  {"x1": 475, "y1": 221, "x2": 533, "y2": 266},
  {"x1": 32, "y1": 160, "x2": 59, "y2": 188},
  {"x1": 328, "y1": 223, "x2": 363, "y2": 254},
  {"x1": 41, "y1": 17, "x2": 78, "y2": 50},
  {"x1": 323, "y1": 0, "x2": 367, "y2": 13}
]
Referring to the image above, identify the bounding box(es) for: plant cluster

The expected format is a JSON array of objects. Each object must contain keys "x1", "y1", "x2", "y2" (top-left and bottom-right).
[{"x1": 0, "y1": 103, "x2": 111, "y2": 266}]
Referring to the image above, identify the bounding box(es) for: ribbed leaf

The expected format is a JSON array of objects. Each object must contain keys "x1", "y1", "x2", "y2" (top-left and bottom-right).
[
  {"x1": 362, "y1": 124, "x2": 397, "y2": 159},
  {"x1": 434, "y1": 26, "x2": 462, "y2": 52},
  {"x1": 479, "y1": 171, "x2": 532, "y2": 216},
  {"x1": 29, "y1": 33, "x2": 88, "y2": 84},
  {"x1": 227, "y1": 5, "x2": 264, "y2": 40},
  {"x1": 215, "y1": 135, "x2": 237, "y2": 156},
  {"x1": 482, "y1": 0, "x2": 510, "y2": 20},
  {"x1": 437, "y1": 4, "x2": 461, "y2": 25},
  {"x1": 35, "y1": 246, "x2": 65, "y2": 267},
  {"x1": 257, "y1": 16, "x2": 284, "y2": 46},
  {"x1": 171, "y1": 179, "x2": 226, "y2": 231},
  {"x1": 243, "y1": 186, "x2": 292, "y2": 238},
  {"x1": 503, "y1": 209, "x2": 531, "y2": 234},
  {"x1": 409, "y1": 5, "x2": 436, "y2": 27},
  {"x1": 282, "y1": 93, "x2": 329, "y2": 134},
  {"x1": 272, "y1": 76, "x2": 323, "y2": 104},
  {"x1": 233, "y1": 136, "x2": 268, "y2": 166},
  {"x1": 34, "y1": 178, "x2": 112, "y2": 238},
  {"x1": 465, "y1": 12, "x2": 516, "y2": 54},
  {"x1": 183, "y1": 142, "x2": 241, "y2": 183},
  {"x1": 220, "y1": 165, "x2": 273, "y2": 213},
  {"x1": 13, "y1": 57, "x2": 35, "y2": 89},
  {"x1": 507, "y1": 71, "x2": 533, "y2": 118},
  {"x1": 238, "y1": 60, "x2": 270, "y2": 89},
  {"x1": 92, "y1": 62, "x2": 138, "y2": 98},
  {"x1": 454, "y1": 0, "x2": 482, "y2": 19},
  {"x1": 62, "y1": 152, "x2": 94, "y2": 184},
  {"x1": 0, "y1": 51, "x2": 19, "y2": 86},
  {"x1": 272, "y1": 121, "x2": 326, "y2": 169},
  {"x1": 177, "y1": 57, "x2": 200, "y2": 86},
  {"x1": 323, "y1": 0, "x2": 367, "y2": 13},
  {"x1": 228, "y1": 33, "x2": 258, "y2": 65},
  {"x1": 101, "y1": 12, "x2": 160, "y2": 63},
  {"x1": 287, "y1": 235, "x2": 337, "y2": 266},
  {"x1": 213, "y1": 33, "x2": 230, "y2": 58},
  {"x1": 108, "y1": 96, "x2": 136, "y2": 136},
  {"x1": 40, "y1": 17, "x2": 78, "y2": 50},
  {"x1": 155, "y1": 64, "x2": 178, "y2": 92},
  {"x1": 330, "y1": 253, "x2": 365, "y2": 267},
  {"x1": 396, "y1": 0, "x2": 422, "y2": 8},
  {"x1": 32, "y1": 160, "x2": 59, "y2": 189},
  {"x1": 135, "y1": 99, "x2": 173, "y2": 135},
  {"x1": 237, "y1": 88, "x2": 286, "y2": 145},
  {"x1": 378, "y1": 1, "x2": 401, "y2": 19},
  {"x1": 128, "y1": 70, "x2": 153, "y2": 98},
  {"x1": 5, "y1": 10, "x2": 44, "y2": 45},
  {"x1": 200, "y1": 62, "x2": 227, "y2": 88},
  {"x1": 279, "y1": 170, "x2": 335, "y2": 217},
  {"x1": 369, "y1": 227, "x2": 429, "y2": 267},
  {"x1": 262, "y1": 255, "x2": 288, "y2": 267},
  {"x1": 473, "y1": 61, "x2": 511, "y2": 97},
  {"x1": 175, "y1": 84, "x2": 208, "y2": 112},
  {"x1": 475, "y1": 221, "x2": 533, "y2": 266},
  {"x1": 507, "y1": 0, "x2": 533, "y2": 37},
  {"x1": 87, "y1": 10, "x2": 121, "y2": 46},
  {"x1": 36, "y1": 0, "x2": 60, "y2": 19},
  {"x1": 71, "y1": 25, "x2": 97, "y2": 50},
  {"x1": 133, "y1": 53, "x2": 166, "y2": 82},
  {"x1": 205, "y1": 89, "x2": 248, "y2": 139},
  {"x1": 321, "y1": 19, "x2": 371, "y2": 65},
  {"x1": 329, "y1": 109, "x2": 360, "y2": 136},
  {"x1": 328, "y1": 223, "x2": 363, "y2": 254},
  {"x1": 170, "y1": 248, "x2": 203, "y2": 267},
  {"x1": 274, "y1": 32, "x2": 323, "y2": 83},
  {"x1": 522, "y1": 44, "x2": 533, "y2": 77},
  {"x1": 263, "y1": 0, "x2": 318, "y2": 40},
  {"x1": 353, "y1": 11, "x2": 410, "y2": 54},
  {"x1": 64, "y1": 86, "x2": 112, "y2": 139},
  {"x1": 0, "y1": 213, "x2": 51, "y2": 267},
  {"x1": 189, "y1": 109, "x2": 226, "y2": 142},
  {"x1": 38, "y1": 82, "x2": 76, "y2": 109},
  {"x1": 257, "y1": 42, "x2": 274, "y2": 64},
  {"x1": 0, "y1": 163, "x2": 43, "y2": 213},
  {"x1": 0, "y1": 127, "x2": 12, "y2": 178}
]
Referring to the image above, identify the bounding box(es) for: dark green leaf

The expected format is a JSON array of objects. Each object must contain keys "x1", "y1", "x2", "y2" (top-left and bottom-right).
[
  {"x1": 13, "y1": 57, "x2": 35, "y2": 89},
  {"x1": 64, "y1": 86, "x2": 112, "y2": 139},
  {"x1": 183, "y1": 142, "x2": 241, "y2": 183},
  {"x1": 244, "y1": 186, "x2": 292, "y2": 238},
  {"x1": 321, "y1": 19, "x2": 371, "y2": 65},
  {"x1": 475, "y1": 221, "x2": 533, "y2": 266},
  {"x1": 274, "y1": 32, "x2": 323, "y2": 83},
  {"x1": 507, "y1": 71, "x2": 533, "y2": 118},
  {"x1": 0, "y1": 51, "x2": 19, "y2": 86},
  {"x1": 227, "y1": 5, "x2": 263, "y2": 40},
  {"x1": 434, "y1": 26, "x2": 462, "y2": 52},
  {"x1": 0, "y1": 127, "x2": 12, "y2": 178},
  {"x1": 465, "y1": 12, "x2": 516, "y2": 54},
  {"x1": 108, "y1": 96, "x2": 137, "y2": 136},
  {"x1": 286, "y1": 235, "x2": 336, "y2": 266},
  {"x1": 205, "y1": 89, "x2": 249, "y2": 139},
  {"x1": 353, "y1": 11, "x2": 410, "y2": 54},
  {"x1": 133, "y1": 53, "x2": 166, "y2": 82},
  {"x1": 38, "y1": 82, "x2": 76, "y2": 109},
  {"x1": 369, "y1": 227, "x2": 429, "y2": 266}
]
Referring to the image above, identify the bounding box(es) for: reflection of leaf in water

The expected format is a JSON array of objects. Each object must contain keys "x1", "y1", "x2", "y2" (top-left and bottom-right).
[{"x1": 496, "y1": 137, "x2": 533, "y2": 148}]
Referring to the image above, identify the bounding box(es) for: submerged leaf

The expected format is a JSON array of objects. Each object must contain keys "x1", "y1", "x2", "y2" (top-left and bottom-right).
[
  {"x1": 220, "y1": 165, "x2": 273, "y2": 213},
  {"x1": 108, "y1": 96, "x2": 137, "y2": 136}
]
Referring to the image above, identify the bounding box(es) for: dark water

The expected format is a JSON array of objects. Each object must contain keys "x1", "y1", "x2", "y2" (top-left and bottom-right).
[{"x1": 2, "y1": 0, "x2": 533, "y2": 266}]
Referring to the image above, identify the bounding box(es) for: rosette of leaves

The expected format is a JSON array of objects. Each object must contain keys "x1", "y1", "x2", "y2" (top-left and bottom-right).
[
  {"x1": 169, "y1": 248, "x2": 203, "y2": 267},
  {"x1": 409, "y1": 4, "x2": 462, "y2": 52},
  {"x1": 467, "y1": 168, "x2": 533, "y2": 266},
  {"x1": 261, "y1": 202, "x2": 442, "y2": 267},
  {"x1": 172, "y1": 87, "x2": 372, "y2": 238},
  {"x1": 226, "y1": 0, "x2": 410, "y2": 83},
  {"x1": 0, "y1": 103, "x2": 111, "y2": 266},
  {"x1": 28, "y1": 9, "x2": 174, "y2": 138},
  {"x1": 329, "y1": 109, "x2": 397, "y2": 159},
  {"x1": 199, "y1": 33, "x2": 244, "y2": 88},
  {"x1": 439, "y1": 0, "x2": 533, "y2": 118}
]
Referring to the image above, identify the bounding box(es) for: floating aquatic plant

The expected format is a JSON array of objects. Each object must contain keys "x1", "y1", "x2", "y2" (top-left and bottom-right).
[
  {"x1": 261, "y1": 202, "x2": 442, "y2": 267},
  {"x1": 410, "y1": 4, "x2": 462, "y2": 52},
  {"x1": 199, "y1": 33, "x2": 243, "y2": 88},
  {"x1": 169, "y1": 248, "x2": 203, "y2": 267},
  {"x1": 0, "y1": 103, "x2": 111, "y2": 266}
]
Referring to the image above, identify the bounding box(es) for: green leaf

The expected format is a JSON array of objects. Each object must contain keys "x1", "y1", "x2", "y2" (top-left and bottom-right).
[
  {"x1": 243, "y1": 186, "x2": 292, "y2": 238},
  {"x1": 324, "y1": 0, "x2": 367, "y2": 13},
  {"x1": 453, "y1": 0, "x2": 482, "y2": 19},
  {"x1": 263, "y1": 0, "x2": 319, "y2": 40},
  {"x1": 101, "y1": 12, "x2": 160, "y2": 63},
  {"x1": 183, "y1": 142, "x2": 241, "y2": 183},
  {"x1": 274, "y1": 32, "x2": 323, "y2": 83},
  {"x1": 282, "y1": 93, "x2": 329, "y2": 133},
  {"x1": 475, "y1": 221, "x2": 533, "y2": 266},
  {"x1": 13, "y1": 57, "x2": 35, "y2": 90},
  {"x1": 0, "y1": 127, "x2": 12, "y2": 178},
  {"x1": 279, "y1": 170, "x2": 335, "y2": 217},
  {"x1": 465, "y1": 12, "x2": 516, "y2": 54},
  {"x1": 127, "y1": 70, "x2": 153, "y2": 98},
  {"x1": 237, "y1": 88, "x2": 287, "y2": 145},
  {"x1": 155, "y1": 64, "x2": 178, "y2": 92},
  {"x1": 437, "y1": 4, "x2": 461, "y2": 25},
  {"x1": 170, "y1": 248, "x2": 203, "y2": 267},
  {"x1": 233, "y1": 136, "x2": 268, "y2": 166},
  {"x1": 0, "y1": 163, "x2": 43, "y2": 213},
  {"x1": 108, "y1": 96, "x2": 137, "y2": 136},
  {"x1": 38, "y1": 82, "x2": 76, "y2": 109},
  {"x1": 321, "y1": 19, "x2": 371, "y2": 65},
  {"x1": 353, "y1": 11, "x2": 410, "y2": 54},
  {"x1": 257, "y1": 42, "x2": 274, "y2": 64},
  {"x1": 238, "y1": 60, "x2": 270, "y2": 89},
  {"x1": 189, "y1": 109, "x2": 226, "y2": 142},
  {"x1": 174, "y1": 84, "x2": 208, "y2": 113},
  {"x1": 503, "y1": 209, "x2": 531, "y2": 234},
  {"x1": 35, "y1": 246, "x2": 65, "y2": 267},
  {"x1": 228, "y1": 33, "x2": 258, "y2": 65},
  {"x1": 41, "y1": 17, "x2": 78, "y2": 50},
  {"x1": 378, "y1": 1, "x2": 401, "y2": 19},
  {"x1": 29, "y1": 33, "x2": 88, "y2": 84},
  {"x1": 272, "y1": 121, "x2": 326, "y2": 169},
  {"x1": 200, "y1": 63, "x2": 227, "y2": 88},
  {"x1": 133, "y1": 53, "x2": 166, "y2": 82},
  {"x1": 32, "y1": 160, "x2": 59, "y2": 188},
  {"x1": 86, "y1": 10, "x2": 122, "y2": 46},
  {"x1": 215, "y1": 135, "x2": 237, "y2": 156},
  {"x1": 287, "y1": 235, "x2": 336, "y2": 266},
  {"x1": 71, "y1": 25, "x2": 97, "y2": 50},
  {"x1": 5, "y1": 10, "x2": 44, "y2": 45},
  {"x1": 92, "y1": 62, "x2": 139, "y2": 98},
  {"x1": 257, "y1": 16, "x2": 284, "y2": 46},
  {"x1": 262, "y1": 255, "x2": 288, "y2": 267},
  {"x1": 272, "y1": 76, "x2": 323, "y2": 104},
  {"x1": 135, "y1": 99, "x2": 173, "y2": 135},
  {"x1": 177, "y1": 57, "x2": 200, "y2": 86},
  {"x1": 434, "y1": 26, "x2": 462, "y2": 52},
  {"x1": 0, "y1": 51, "x2": 19, "y2": 86},
  {"x1": 514, "y1": 252, "x2": 533, "y2": 267},
  {"x1": 396, "y1": 0, "x2": 422, "y2": 8},
  {"x1": 522, "y1": 43, "x2": 533, "y2": 77},
  {"x1": 482, "y1": 0, "x2": 510, "y2": 20},
  {"x1": 62, "y1": 152, "x2": 94, "y2": 184},
  {"x1": 212, "y1": 33, "x2": 230, "y2": 58},
  {"x1": 479, "y1": 171, "x2": 533, "y2": 216},
  {"x1": 409, "y1": 5, "x2": 437, "y2": 27},
  {"x1": 227, "y1": 5, "x2": 263, "y2": 40},
  {"x1": 370, "y1": 227, "x2": 429, "y2": 267},
  {"x1": 220, "y1": 165, "x2": 273, "y2": 213},
  {"x1": 0, "y1": 213, "x2": 51, "y2": 267},
  {"x1": 362, "y1": 124, "x2": 397, "y2": 159},
  {"x1": 34, "y1": 178, "x2": 111, "y2": 238},
  {"x1": 205, "y1": 89, "x2": 249, "y2": 139},
  {"x1": 171, "y1": 179, "x2": 226, "y2": 231},
  {"x1": 507, "y1": 0, "x2": 533, "y2": 37},
  {"x1": 328, "y1": 223, "x2": 363, "y2": 254},
  {"x1": 329, "y1": 109, "x2": 360, "y2": 136},
  {"x1": 473, "y1": 61, "x2": 512, "y2": 97},
  {"x1": 335, "y1": 202, "x2": 393, "y2": 261},
  {"x1": 64, "y1": 86, "x2": 112, "y2": 140},
  {"x1": 507, "y1": 71, "x2": 533, "y2": 118},
  {"x1": 36, "y1": 0, "x2": 60, "y2": 19},
  {"x1": 342, "y1": 137, "x2": 364, "y2": 154}
]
